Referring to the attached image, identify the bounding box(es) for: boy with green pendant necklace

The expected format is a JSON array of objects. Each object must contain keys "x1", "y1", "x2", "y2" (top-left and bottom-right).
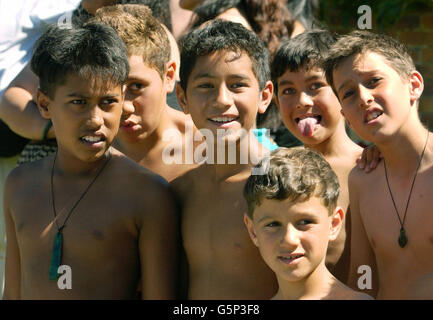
[{"x1": 3, "y1": 23, "x2": 179, "y2": 299}]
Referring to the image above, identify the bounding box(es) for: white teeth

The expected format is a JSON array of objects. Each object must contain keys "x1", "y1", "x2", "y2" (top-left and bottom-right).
[
  {"x1": 211, "y1": 117, "x2": 237, "y2": 123},
  {"x1": 366, "y1": 110, "x2": 382, "y2": 122},
  {"x1": 82, "y1": 136, "x2": 102, "y2": 143}
]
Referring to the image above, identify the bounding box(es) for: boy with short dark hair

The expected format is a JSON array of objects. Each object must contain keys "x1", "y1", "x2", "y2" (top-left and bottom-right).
[
  {"x1": 323, "y1": 30, "x2": 433, "y2": 299},
  {"x1": 90, "y1": 4, "x2": 197, "y2": 182},
  {"x1": 3, "y1": 23, "x2": 178, "y2": 299},
  {"x1": 271, "y1": 30, "x2": 363, "y2": 282},
  {"x1": 172, "y1": 19, "x2": 278, "y2": 299},
  {"x1": 243, "y1": 147, "x2": 372, "y2": 300}
]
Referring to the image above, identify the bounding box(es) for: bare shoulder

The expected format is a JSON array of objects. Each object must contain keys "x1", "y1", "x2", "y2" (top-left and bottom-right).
[
  {"x1": 332, "y1": 280, "x2": 374, "y2": 300},
  {"x1": 348, "y1": 159, "x2": 380, "y2": 188},
  {"x1": 109, "y1": 150, "x2": 175, "y2": 213},
  {"x1": 170, "y1": 163, "x2": 203, "y2": 198},
  {"x1": 4, "y1": 157, "x2": 50, "y2": 197},
  {"x1": 348, "y1": 291, "x2": 374, "y2": 300},
  {"x1": 167, "y1": 107, "x2": 193, "y2": 132}
]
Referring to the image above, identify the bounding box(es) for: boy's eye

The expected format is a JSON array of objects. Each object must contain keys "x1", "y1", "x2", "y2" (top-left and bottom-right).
[
  {"x1": 265, "y1": 221, "x2": 281, "y2": 228},
  {"x1": 101, "y1": 98, "x2": 118, "y2": 106},
  {"x1": 281, "y1": 87, "x2": 296, "y2": 95},
  {"x1": 310, "y1": 82, "x2": 325, "y2": 90},
  {"x1": 128, "y1": 83, "x2": 145, "y2": 91},
  {"x1": 230, "y1": 82, "x2": 247, "y2": 89},
  {"x1": 197, "y1": 83, "x2": 213, "y2": 89},
  {"x1": 297, "y1": 219, "x2": 313, "y2": 226},
  {"x1": 341, "y1": 89, "x2": 354, "y2": 100},
  {"x1": 367, "y1": 77, "x2": 381, "y2": 87},
  {"x1": 71, "y1": 99, "x2": 86, "y2": 105}
]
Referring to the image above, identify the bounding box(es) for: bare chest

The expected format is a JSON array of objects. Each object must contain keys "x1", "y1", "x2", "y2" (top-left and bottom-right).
[
  {"x1": 181, "y1": 180, "x2": 253, "y2": 260},
  {"x1": 358, "y1": 171, "x2": 433, "y2": 266}
]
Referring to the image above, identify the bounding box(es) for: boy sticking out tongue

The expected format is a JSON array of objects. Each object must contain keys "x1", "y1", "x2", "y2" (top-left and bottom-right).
[{"x1": 272, "y1": 31, "x2": 364, "y2": 283}]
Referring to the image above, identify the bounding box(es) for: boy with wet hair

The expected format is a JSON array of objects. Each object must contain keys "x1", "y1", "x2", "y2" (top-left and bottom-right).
[
  {"x1": 271, "y1": 30, "x2": 364, "y2": 282},
  {"x1": 243, "y1": 147, "x2": 372, "y2": 299},
  {"x1": 323, "y1": 30, "x2": 433, "y2": 299},
  {"x1": 3, "y1": 23, "x2": 178, "y2": 299},
  {"x1": 172, "y1": 19, "x2": 278, "y2": 299},
  {"x1": 90, "y1": 4, "x2": 197, "y2": 182}
]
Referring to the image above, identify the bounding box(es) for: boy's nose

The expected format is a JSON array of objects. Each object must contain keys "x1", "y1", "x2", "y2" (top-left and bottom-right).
[
  {"x1": 280, "y1": 224, "x2": 300, "y2": 248},
  {"x1": 358, "y1": 85, "x2": 374, "y2": 108},
  {"x1": 87, "y1": 107, "x2": 104, "y2": 128},
  {"x1": 296, "y1": 92, "x2": 314, "y2": 109},
  {"x1": 122, "y1": 99, "x2": 135, "y2": 119},
  {"x1": 215, "y1": 84, "x2": 234, "y2": 108}
]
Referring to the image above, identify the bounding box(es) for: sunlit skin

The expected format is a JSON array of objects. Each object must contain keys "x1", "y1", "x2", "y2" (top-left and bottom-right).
[
  {"x1": 38, "y1": 73, "x2": 123, "y2": 170},
  {"x1": 172, "y1": 50, "x2": 278, "y2": 299},
  {"x1": 177, "y1": 51, "x2": 271, "y2": 149},
  {"x1": 333, "y1": 51, "x2": 433, "y2": 299},
  {"x1": 114, "y1": 55, "x2": 198, "y2": 182},
  {"x1": 275, "y1": 67, "x2": 363, "y2": 282},
  {"x1": 3, "y1": 73, "x2": 178, "y2": 299},
  {"x1": 244, "y1": 197, "x2": 371, "y2": 300}
]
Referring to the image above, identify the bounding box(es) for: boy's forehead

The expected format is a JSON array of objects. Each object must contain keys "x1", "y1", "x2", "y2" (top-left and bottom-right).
[
  {"x1": 55, "y1": 73, "x2": 123, "y2": 97},
  {"x1": 278, "y1": 66, "x2": 325, "y2": 85},
  {"x1": 190, "y1": 50, "x2": 255, "y2": 77},
  {"x1": 128, "y1": 54, "x2": 160, "y2": 79},
  {"x1": 254, "y1": 196, "x2": 328, "y2": 221}
]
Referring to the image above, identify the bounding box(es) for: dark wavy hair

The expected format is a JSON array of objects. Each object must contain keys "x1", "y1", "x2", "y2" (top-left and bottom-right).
[
  {"x1": 179, "y1": 19, "x2": 270, "y2": 91},
  {"x1": 191, "y1": 0, "x2": 294, "y2": 57},
  {"x1": 31, "y1": 23, "x2": 129, "y2": 99}
]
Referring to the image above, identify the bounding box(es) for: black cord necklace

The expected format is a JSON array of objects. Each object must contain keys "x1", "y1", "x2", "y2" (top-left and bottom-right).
[
  {"x1": 384, "y1": 130, "x2": 429, "y2": 248},
  {"x1": 49, "y1": 150, "x2": 112, "y2": 280}
]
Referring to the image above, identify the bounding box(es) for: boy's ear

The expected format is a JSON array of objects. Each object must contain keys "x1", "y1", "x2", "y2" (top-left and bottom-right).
[
  {"x1": 258, "y1": 80, "x2": 274, "y2": 114},
  {"x1": 165, "y1": 60, "x2": 177, "y2": 94},
  {"x1": 244, "y1": 214, "x2": 259, "y2": 247},
  {"x1": 36, "y1": 89, "x2": 52, "y2": 119},
  {"x1": 408, "y1": 71, "x2": 424, "y2": 105},
  {"x1": 176, "y1": 82, "x2": 189, "y2": 114},
  {"x1": 329, "y1": 207, "x2": 344, "y2": 241}
]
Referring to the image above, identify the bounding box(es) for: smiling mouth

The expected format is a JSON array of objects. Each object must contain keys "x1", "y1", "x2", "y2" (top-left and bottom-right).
[
  {"x1": 209, "y1": 116, "x2": 239, "y2": 124},
  {"x1": 365, "y1": 110, "x2": 383, "y2": 123}
]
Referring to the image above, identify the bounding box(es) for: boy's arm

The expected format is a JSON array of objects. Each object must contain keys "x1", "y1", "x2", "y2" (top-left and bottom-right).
[
  {"x1": 0, "y1": 64, "x2": 54, "y2": 140},
  {"x1": 347, "y1": 169, "x2": 378, "y2": 298},
  {"x1": 139, "y1": 181, "x2": 178, "y2": 299},
  {"x1": 2, "y1": 172, "x2": 21, "y2": 299}
]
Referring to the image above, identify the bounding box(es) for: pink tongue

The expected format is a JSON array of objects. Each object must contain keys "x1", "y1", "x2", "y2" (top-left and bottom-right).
[{"x1": 297, "y1": 117, "x2": 318, "y2": 137}]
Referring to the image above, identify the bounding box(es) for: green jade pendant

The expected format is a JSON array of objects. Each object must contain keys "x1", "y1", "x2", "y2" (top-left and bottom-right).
[
  {"x1": 49, "y1": 231, "x2": 63, "y2": 280},
  {"x1": 398, "y1": 227, "x2": 408, "y2": 248}
]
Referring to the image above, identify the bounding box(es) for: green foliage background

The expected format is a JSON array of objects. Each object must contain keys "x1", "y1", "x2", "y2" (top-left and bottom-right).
[{"x1": 319, "y1": 0, "x2": 433, "y2": 30}]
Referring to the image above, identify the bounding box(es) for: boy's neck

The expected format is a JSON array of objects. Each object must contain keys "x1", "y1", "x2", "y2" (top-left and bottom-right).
[
  {"x1": 208, "y1": 132, "x2": 268, "y2": 182},
  {"x1": 274, "y1": 261, "x2": 336, "y2": 300},
  {"x1": 304, "y1": 119, "x2": 356, "y2": 158},
  {"x1": 376, "y1": 113, "x2": 430, "y2": 175},
  {"x1": 53, "y1": 147, "x2": 112, "y2": 177},
  {"x1": 115, "y1": 105, "x2": 172, "y2": 161}
]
